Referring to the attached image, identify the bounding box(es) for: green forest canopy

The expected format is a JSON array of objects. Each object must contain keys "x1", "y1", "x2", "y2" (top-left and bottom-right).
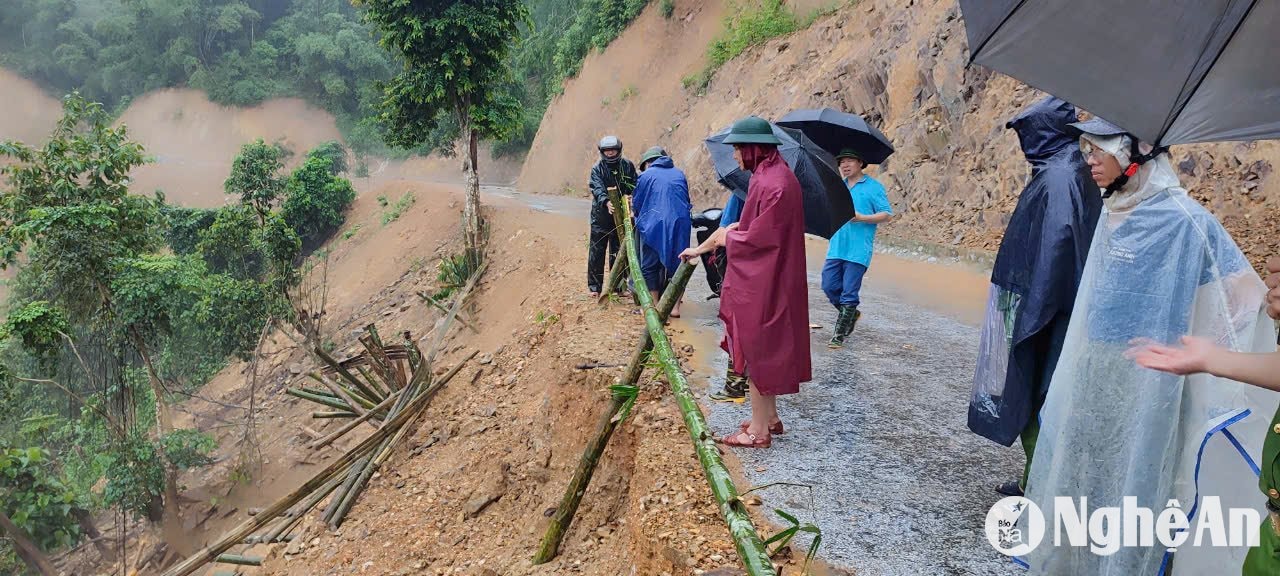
[{"x1": 0, "y1": 0, "x2": 651, "y2": 158}]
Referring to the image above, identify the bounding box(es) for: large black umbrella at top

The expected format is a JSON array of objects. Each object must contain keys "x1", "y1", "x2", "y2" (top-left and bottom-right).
[
  {"x1": 960, "y1": 0, "x2": 1280, "y2": 146},
  {"x1": 704, "y1": 123, "x2": 853, "y2": 239},
  {"x1": 776, "y1": 108, "x2": 895, "y2": 164}
]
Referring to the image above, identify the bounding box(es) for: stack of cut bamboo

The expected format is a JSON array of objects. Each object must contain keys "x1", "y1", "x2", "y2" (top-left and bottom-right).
[{"x1": 162, "y1": 263, "x2": 485, "y2": 576}]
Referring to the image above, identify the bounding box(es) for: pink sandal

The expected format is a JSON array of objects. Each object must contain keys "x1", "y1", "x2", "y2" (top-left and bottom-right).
[
  {"x1": 739, "y1": 419, "x2": 785, "y2": 435},
  {"x1": 718, "y1": 431, "x2": 771, "y2": 448}
]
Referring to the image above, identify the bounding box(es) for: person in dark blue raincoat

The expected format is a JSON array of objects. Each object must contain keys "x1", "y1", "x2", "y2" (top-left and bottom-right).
[
  {"x1": 707, "y1": 191, "x2": 748, "y2": 402},
  {"x1": 633, "y1": 146, "x2": 692, "y2": 316},
  {"x1": 967, "y1": 96, "x2": 1102, "y2": 497}
]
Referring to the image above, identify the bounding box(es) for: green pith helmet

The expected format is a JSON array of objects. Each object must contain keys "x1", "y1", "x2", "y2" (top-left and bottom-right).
[
  {"x1": 639, "y1": 146, "x2": 668, "y2": 167},
  {"x1": 835, "y1": 148, "x2": 864, "y2": 163},
  {"x1": 723, "y1": 116, "x2": 781, "y2": 145}
]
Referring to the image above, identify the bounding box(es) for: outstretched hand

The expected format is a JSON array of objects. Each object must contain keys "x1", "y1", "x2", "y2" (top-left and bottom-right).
[
  {"x1": 679, "y1": 248, "x2": 702, "y2": 264},
  {"x1": 1125, "y1": 336, "x2": 1216, "y2": 376}
]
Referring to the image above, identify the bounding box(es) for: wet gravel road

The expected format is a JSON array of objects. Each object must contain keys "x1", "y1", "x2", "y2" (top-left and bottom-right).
[
  {"x1": 486, "y1": 186, "x2": 1023, "y2": 574},
  {"x1": 684, "y1": 258, "x2": 1025, "y2": 576}
]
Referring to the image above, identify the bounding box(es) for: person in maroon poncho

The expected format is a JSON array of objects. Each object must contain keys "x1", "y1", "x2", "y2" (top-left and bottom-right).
[{"x1": 681, "y1": 116, "x2": 812, "y2": 448}]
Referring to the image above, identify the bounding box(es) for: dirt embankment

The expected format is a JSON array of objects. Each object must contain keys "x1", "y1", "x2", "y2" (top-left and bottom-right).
[
  {"x1": 57, "y1": 179, "x2": 783, "y2": 576},
  {"x1": 521, "y1": 0, "x2": 1280, "y2": 265}
]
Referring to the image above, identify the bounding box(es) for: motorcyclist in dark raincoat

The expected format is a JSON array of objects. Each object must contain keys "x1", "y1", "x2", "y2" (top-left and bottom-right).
[
  {"x1": 967, "y1": 96, "x2": 1102, "y2": 496},
  {"x1": 587, "y1": 135, "x2": 638, "y2": 296}
]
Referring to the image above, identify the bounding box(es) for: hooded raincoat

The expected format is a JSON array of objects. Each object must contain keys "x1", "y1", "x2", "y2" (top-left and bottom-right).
[
  {"x1": 632, "y1": 156, "x2": 692, "y2": 291},
  {"x1": 968, "y1": 97, "x2": 1102, "y2": 446},
  {"x1": 1020, "y1": 127, "x2": 1278, "y2": 575},
  {"x1": 719, "y1": 145, "x2": 811, "y2": 395}
]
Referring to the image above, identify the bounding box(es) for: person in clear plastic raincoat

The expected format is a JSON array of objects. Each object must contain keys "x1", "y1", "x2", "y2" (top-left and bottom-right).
[{"x1": 1019, "y1": 118, "x2": 1278, "y2": 575}]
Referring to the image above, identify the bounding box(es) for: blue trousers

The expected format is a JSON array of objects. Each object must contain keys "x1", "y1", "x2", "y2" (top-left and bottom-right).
[
  {"x1": 821, "y1": 259, "x2": 867, "y2": 308},
  {"x1": 639, "y1": 244, "x2": 671, "y2": 294}
]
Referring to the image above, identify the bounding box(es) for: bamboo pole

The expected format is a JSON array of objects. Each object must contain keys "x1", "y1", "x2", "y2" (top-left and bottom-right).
[
  {"x1": 312, "y1": 411, "x2": 357, "y2": 419},
  {"x1": 309, "y1": 372, "x2": 373, "y2": 415},
  {"x1": 287, "y1": 388, "x2": 353, "y2": 412},
  {"x1": 534, "y1": 261, "x2": 693, "y2": 564},
  {"x1": 619, "y1": 198, "x2": 777, "y2": 575},
  {"x1": 309, "y1": 390, "x2": 402, "y2": 449},
  {"x1": 359, "y1": 329, "x2": 402, "y2": 390},
  {"x1": 297, "y1": 386, "x2": 339, "y2": 398},
  {"x1": 327, "y1": 351, "x2": 476, "y2": 528},
  {"x1": 323, "y1": 268, "x2": 484, "y2": 530},
  {"x1": 357, "y1": 364, "x2": 391, "y2": 398},
  {"x1": 316, "y1": 347, "x2": 385, "y2": 403},
  {"x1": 160, "y1": 373, "x2": 449, "y2": 576},
  {"x1": 215, "y1": 554, "x2": 262, "y2": 566},
  {"x1": 598, "y1": 186, "x2": 631, "y2": 299},
  {"x1": 423, "y1": 293, "x2": 480, "y2": 333}
]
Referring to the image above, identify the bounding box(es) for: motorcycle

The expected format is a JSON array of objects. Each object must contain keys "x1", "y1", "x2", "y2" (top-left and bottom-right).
[{"x1": 690, "y1": 207, "x2": 729, "y2": 298}]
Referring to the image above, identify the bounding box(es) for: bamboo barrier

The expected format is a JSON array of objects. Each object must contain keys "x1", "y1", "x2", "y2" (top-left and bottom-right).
[
  {"x1": 534, "y1": 261, "x2": 693, "y2": 563},
  {"x1": 619, "y1": 195, "x2": 776, "y2": 575}
]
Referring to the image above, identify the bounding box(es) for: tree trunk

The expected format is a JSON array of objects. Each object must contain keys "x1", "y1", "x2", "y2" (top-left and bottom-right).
[
  {"x1": 0, "y1": 509, "x2": 56, "y2": 576},
  {"x1": 618, "y1": 202, "x2": 777, "y2": 575},
  {"x1": 458, "y1": 101, "x2": 483, "y2": 255},
  {"x1": 71, "y1": 507, "x2": 113, "y2": 558},
  {"x1": 128, "y1": 329, "x2": 182, "y2": 523}
]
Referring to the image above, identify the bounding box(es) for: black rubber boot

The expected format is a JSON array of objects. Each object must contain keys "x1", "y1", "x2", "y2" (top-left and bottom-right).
[
  {"x1": 710, "y1": 368, "x2": 748, "y2": 402},
  {"x1": 828, "y1": 306, "x2": 857, "y2": 349}
]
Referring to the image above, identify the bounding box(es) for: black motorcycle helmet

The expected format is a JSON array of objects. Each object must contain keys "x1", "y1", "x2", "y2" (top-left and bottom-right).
[{"x1": 598, "y1": 135, "x2": 622, "y2": 165}]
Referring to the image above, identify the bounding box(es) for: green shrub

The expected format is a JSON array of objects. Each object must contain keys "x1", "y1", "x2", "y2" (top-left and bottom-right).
[
  {"x1": 0, "y1": 446, "x2": 80, "y2": 551},
  {"x1": 687, "y1": 0, "x2": 800, "y2": 94},
  {"x1": 307, "y1": 141, "x2": 349, "y2": 175},
  {"x1": 162, "y1": 206, "x2": 219, "y2": 256},
  {"x1": 281, "y1": 156, "x2": 357, "y2": 251},
  {"x1": 661, "y1": 0, "x2": 675, "y2": 18}
]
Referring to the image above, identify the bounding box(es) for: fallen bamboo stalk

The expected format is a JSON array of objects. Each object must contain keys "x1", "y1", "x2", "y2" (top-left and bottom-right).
[
  {"x1": 312, "y1": 410, "x2": 357, "y2": 419},
  {"x1": 215, "y1": 554, "x2": 261, "y2": 566},
  {"x1": 421, "y1": 292, "x2": 480, "y2": 333},
  {"x1": 310, "y1": 372, "x2": 373, "y2": 416},
  {"x1": 298, "y1": 386, "x2": 340, "y2": 398},
  {"x1": 309, "y1": 390, "x2": 403, "y2": 450},
  {"x1": 620, "y1": 198, "x2": 776, "y2": 575},
  {"x1": 599, "y1": 186, "x2": 632, "y2": 299},
  {"x1": 323, "y1": 454, "x2": 369, "y2": 524},
  {"x1": 534, "y1": 261, "x2": 693, "y2": 564},
  {"x1": 242, "y1": 533, "x2": 294, "y2": 545},
  {"x1": 316, "y1": 347, "x2": 385, "y2": 404},
  {"x1": 265, "y1": 475, "x2": 343, "y2": 543},
  {"x1": 322, "y1": 270, "x2": 485, "y2": 530},
  {"x1": 161, "y1": 370, "x2": 450, "y2": 576},
  {"x1": 287, "y1": 388, "x2": 353, "y2": 412},
  {"x1": 359, "y1": 329, "x2": 402, "y2": 391},
  {"x1": 357, "y1": 364, "x2": 391, "y2": 397},
  {"x1": 328, "y1": 351, "x2": 476, "y2": 528}
]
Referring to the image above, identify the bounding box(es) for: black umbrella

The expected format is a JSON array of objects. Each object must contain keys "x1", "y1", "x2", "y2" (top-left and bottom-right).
[
  {"x1": 704, "y1": 123, "x2": 854, "y2": 239},
  {"x1": 776, "y1": 108, "x2": 895, "y2": 164},
  {"x1": 960, "y1": 0, "x2": 1280, "y2": 146}
]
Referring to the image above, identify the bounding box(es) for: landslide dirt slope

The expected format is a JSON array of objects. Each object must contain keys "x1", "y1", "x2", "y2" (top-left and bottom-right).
[
  {"x1": 521, "y1": 0, "x2": 1280, "y2": 265},
  {"x1": 0, "y1": 68, "x2": 521, "y2": 209}
]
